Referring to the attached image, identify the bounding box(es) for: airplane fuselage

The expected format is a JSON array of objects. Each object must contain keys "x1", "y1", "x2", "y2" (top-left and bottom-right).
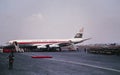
[{"x1": 8, "y1": 38, "x2": 83, "y2": 45}]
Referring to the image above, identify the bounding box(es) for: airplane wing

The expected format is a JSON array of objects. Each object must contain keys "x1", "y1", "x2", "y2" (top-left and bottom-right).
[
  {"x1": 73, "y1": 38, "x2": 91, "y2": 44},
  {"x1": 57, "y1": 38, "x2": 90, "y2": 47}
]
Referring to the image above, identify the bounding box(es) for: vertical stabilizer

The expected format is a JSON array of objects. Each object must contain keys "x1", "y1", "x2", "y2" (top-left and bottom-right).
[{"x1": 74, "y1": 28, "x2": 84, "y2": 38}]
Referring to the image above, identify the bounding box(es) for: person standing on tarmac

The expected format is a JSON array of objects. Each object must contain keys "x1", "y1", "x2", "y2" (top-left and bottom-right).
[{"x1": 8, "y1": 51, "x2": 14, "y2": 70}]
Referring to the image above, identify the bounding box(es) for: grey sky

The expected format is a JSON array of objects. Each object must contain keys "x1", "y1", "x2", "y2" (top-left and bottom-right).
[{"x1": 0, "y1": 0, "x2": 120, "y2": 44}]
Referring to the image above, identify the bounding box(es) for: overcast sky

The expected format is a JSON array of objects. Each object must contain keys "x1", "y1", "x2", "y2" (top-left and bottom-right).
[{"x1": 0, "y1": 0, "x2": 120, "y2": 44}]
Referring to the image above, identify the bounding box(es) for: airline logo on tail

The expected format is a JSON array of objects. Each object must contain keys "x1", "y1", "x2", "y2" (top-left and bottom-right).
[{"x1": 74, "y1": 28, "x2": 84, "y2": 38}]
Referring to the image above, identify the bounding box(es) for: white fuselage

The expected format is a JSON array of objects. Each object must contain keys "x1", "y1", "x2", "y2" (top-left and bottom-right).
[{"x1": 8, "y1": 38, "x2": 83, "y2": 46}]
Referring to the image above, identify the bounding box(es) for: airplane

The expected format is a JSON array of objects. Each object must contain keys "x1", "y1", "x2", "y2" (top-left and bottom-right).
[{"x1": 6, "y1": 28, "x2": 91, "y2": 52}]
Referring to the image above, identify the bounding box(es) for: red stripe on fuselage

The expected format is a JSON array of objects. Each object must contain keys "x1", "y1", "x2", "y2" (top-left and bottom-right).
[{"x1": 18, "y1": 41, "x2": 67, "y2": 44}]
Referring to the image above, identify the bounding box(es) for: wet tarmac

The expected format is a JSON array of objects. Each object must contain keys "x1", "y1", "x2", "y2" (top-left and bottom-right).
[{"x1": 0, "y1": 51, "x2": 120, "y2": 75}]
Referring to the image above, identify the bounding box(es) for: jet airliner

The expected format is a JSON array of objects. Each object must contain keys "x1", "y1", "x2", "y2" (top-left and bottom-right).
[{"x1": 7, "y1": 28, "x2": 90, "y2": 52}]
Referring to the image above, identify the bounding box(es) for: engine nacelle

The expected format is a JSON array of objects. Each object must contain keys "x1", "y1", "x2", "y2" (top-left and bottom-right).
[{"x1": 49, "y1": 44, "x2": 59, "y2": 48}]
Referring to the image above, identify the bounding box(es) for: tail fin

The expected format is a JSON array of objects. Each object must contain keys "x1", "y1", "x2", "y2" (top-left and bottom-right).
[{"x1": 74, "y1": 28, "x2": 84, "y2": 38}]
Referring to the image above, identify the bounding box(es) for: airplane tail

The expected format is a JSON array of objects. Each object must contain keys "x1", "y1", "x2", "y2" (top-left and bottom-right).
[{"x1": 74, "y1": 28, "x2": 84, "y2": 38}]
